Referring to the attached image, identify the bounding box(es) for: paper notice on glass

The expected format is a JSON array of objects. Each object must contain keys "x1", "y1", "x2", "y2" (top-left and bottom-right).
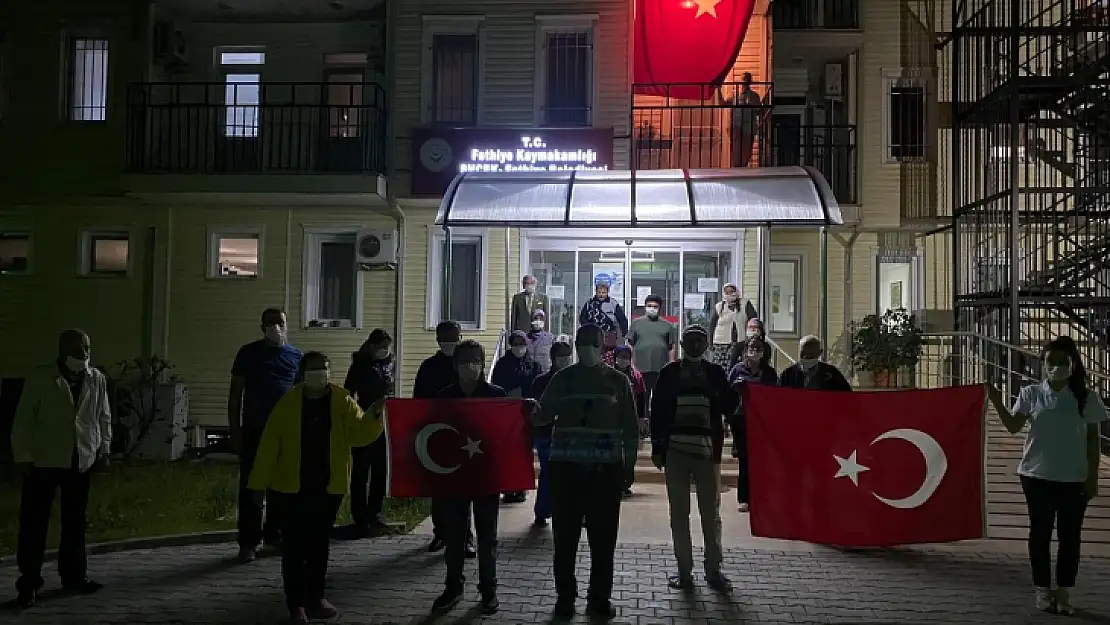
[
  {"x1": 697, "y1": 277, "x2": 719, "y2": 293},
  {"x1": 636, "y1": 286, "x2": 652, "y2": 305},
  {"x1": 683, "y1": 293, "x2": 706, "y2": 309},
  {"x1": 547, "y1": 285, "x2": 565, "y2": 300}
]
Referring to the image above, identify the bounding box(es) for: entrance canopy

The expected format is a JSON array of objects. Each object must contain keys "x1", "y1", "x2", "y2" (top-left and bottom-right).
[{"x1": 434, "y1": 166, "x2": 843, "y2": 229}]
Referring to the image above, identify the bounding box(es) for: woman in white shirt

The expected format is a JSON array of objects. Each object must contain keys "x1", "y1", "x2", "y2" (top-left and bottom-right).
[{"x1": 986, "y1": 336, "x2": 1106, "y2": 615}]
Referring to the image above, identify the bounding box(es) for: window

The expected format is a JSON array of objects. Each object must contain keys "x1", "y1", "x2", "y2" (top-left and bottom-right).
[
  {"x1": 80, "y1": 231, "x2": 130, "y2": 276},
  {"x1": 536, "y1": 15, "x2": 596, "y2": 126},
  {"x1": 326, "y1": 71, "x2": 363, "y2": 138},
  {"x1": 303, "y1": 230, "x2": 362, "y2": 329},
  {"x1": 875, "y1": 251, "x2": 923, "y2": 316},
  {"x1": 208, "y1": 227, "x2": 263, "y2": 278},
  {"x1": 426, "y1": 229, "x2": 490, "y2": 330},
  {"x1": 68, "y1": 38, "x2": 109, "y2": 122},
  {"x1": 768, "y1": 258, "x2": 801, "y2": 335},
  {"x1": 219, "y1": 50, "x2": 265, "y2": 138},
  {"x1": 0, "y1": 233, "x2": 30, "y2": 275},
  {"x1": 884, "y1": 72, "x2": 927, "y2": 162},
  {"x1": 421, "y1": 16, "x2": 484, "y2": 125}
]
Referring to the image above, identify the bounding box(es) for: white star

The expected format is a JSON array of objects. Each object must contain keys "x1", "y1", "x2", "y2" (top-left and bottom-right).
[
  {"x1": 461, "y1": 437, "x2": 483, "y2": 458},
  {"x1": 690, "y1": 0, "x2": 721, "y2": 18},
  {"x1": 833, "y1": 450, "x2": 870, "y2": 487}
]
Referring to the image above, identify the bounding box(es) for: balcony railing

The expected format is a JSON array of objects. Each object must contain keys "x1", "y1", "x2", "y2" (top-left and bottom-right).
[
  {"x1": 770, "y1": 124, "x2": 858, "y2": 204},
  {"x1": 772, "y1": 0, "x2": 860, "y2": 30},
  {"x1": 126, "y1": 82, "x2": 387, "y2": 175}
]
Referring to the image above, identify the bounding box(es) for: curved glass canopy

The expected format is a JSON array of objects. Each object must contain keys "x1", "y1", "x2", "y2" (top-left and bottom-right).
[{"x1": 434, "y1": 166, "x2": 842, "y2": 228}]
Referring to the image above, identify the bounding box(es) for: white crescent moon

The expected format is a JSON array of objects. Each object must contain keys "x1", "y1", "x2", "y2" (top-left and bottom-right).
[
  {"x1": 869, "y1": 428, "x2": 948, "y2": 509},
  {"x1": 415, "y1": 423, "x2": 461, "y2": 475}
]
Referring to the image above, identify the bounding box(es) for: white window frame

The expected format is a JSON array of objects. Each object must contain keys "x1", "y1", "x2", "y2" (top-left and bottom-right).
[
  {"x1": 79, "y1": 230, "x2": 132, "y2": 277},
  {"x1": 63, "y1": 34, "x2": 111, "y2": 123},
  {"x1": 206, "y1": 225, "x2": 265, "y2": 280},
  {"x1": 882, "y1": 68, "x2": 929, "y2": 164},
  {"x1": 216, "y1": 47, "x2": 265, "y2": 139},
  {"x1": 302, "y1": 227, "x2": 364, "y2": 330},
  {"x1": 871, "y1": 247, "x2": 926, "y2": 317},
  {"x1": 767, "y1": 251, "x2": 806, "y2": 339},
  {"x1": 533, "y1": 14, "x2": 599, "y2": 127},
  {"x1": 0, "y1": 231, "x2": 32, "y2": 275},
  {"x1": 425, "y1": 227, "x2": 490, "y2": 331},
  {"x1": 421, "y1": 15, "x2": 486, "y2": 126}
]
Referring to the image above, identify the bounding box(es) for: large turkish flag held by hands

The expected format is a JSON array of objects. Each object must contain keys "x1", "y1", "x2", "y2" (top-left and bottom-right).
[
  {"x1": 385, "y1": 399, "x2": 536, "y2": 498},
  {"x1": 634, "y1": 0, "x2": 757, "y2": 99},
  {"x1": 745, "y1": 385, "x2": 987, "y2": 547}
]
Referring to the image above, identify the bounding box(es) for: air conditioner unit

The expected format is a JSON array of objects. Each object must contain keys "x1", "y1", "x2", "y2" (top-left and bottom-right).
[
  {"x1": 356, "y1": 230, "x2": 398, "y2": 268},
  {"x1": 152, "y1": 21, "x2": 189, "y2": 65}
]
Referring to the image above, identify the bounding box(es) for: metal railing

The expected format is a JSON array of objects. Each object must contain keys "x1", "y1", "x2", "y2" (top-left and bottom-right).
[
  {"x1": 126, "y1": 81, "x2": 387, "y2": 175},
  {"x1": 772, "y1": 0, "x2": 860, "y2": 30},
  {"x1": 770, "y1": 124, "x2": 858, "y2": 204},
  {"x1": 765, "y1": 336, "x2": 797, "y2": 372},
  {"x1": 487, "y1": 328, "x2": 508, "y2": 383}
]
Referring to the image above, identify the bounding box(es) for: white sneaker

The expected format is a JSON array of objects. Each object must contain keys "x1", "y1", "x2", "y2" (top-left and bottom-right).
[
  {"x1": 1055, "y1": 587, "x2": 1075, "y2": 616},
  {"x1": 1035, "y1": 587, "x2": 1055, "y2": 612}
]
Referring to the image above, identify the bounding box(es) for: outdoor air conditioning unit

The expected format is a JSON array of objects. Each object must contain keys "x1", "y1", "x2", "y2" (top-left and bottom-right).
[{"x1": 356, "y1": 229, "x2": 398, "y2": 269}]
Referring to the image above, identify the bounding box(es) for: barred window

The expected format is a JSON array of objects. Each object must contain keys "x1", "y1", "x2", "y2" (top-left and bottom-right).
[
  {"x1": 432, "y1": 34, "x2": 477, "y2": 125},
  {"x1": 69, "y1": 38, "x2": 109, "y2": 122},
  {"x1": 887, "y1": 79, "x2": 926, "y2": 162},
  {"x1": 543, "y1": 31, "x2": 592, "y2": 126}
]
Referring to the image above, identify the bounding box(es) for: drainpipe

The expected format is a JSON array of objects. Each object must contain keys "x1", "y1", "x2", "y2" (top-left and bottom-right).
[
  {"x1": 161, "y1": 206, "x2": 174, "y2": 360},
  {"x1": 442, "y1": 227, "x2": 453, "y2": 320},
  {"x1": 833, "y1": 231, "x2": 859, "y2": 374},
  {"x1": 819, "y1": 226, "x2": 829, "y2": 357},
  {"x1": 505, "y1": 227, "x2": 512, "y2": 333},
  {"x1": 757, "y1": 226, "x2": 771, "y2": 321},
  {"x1": 388, "y1": 192, "x2": 407, "y2": 394}
]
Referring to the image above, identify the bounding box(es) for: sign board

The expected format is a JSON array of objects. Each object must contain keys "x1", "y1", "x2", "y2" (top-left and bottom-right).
[{"x1": 411, "y1": 127, "x2": 616, "y2": 196}]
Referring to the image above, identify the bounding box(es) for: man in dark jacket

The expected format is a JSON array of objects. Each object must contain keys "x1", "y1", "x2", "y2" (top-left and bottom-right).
[
  {"x1": 525, "y1": 340, "x2": 572, "y2": 528},
  {"x1": 649, "y1": 325, "x2": 736, "y2": 591},
  {"x1": 778, "y1": 335, "x2": 852, "y2": 391},
  {"x1": 412, "y1": 320, "x2": 474, "y2": 556},
  {"x1": 341, "y1": 329, "x2": 395, "y2": 538}
]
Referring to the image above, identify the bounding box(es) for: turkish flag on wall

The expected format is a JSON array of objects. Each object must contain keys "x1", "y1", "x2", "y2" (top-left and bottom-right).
[
  {"x1": 634, "y1": 0, "x2": 757, "y2": 99},
  {"x1": 385, "y1": 398, "x2": 536, "y2": 498},
  {"x1": 744, "y1": 385, "x2": 986, "y2": 547}
]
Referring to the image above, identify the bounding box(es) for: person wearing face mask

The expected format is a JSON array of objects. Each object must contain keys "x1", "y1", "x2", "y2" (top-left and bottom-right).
[
  {"x1": 627, "y1": 294, "x2": 677, "y2": 413},
  {"x1": 778, "y1": 335, "x2": 852, "y2": 391},
  {"x1": 726, "y1": 336, "x2": 778, "y2": 513},
  {"x1": 433, "y1": 340, "x2": 508, "y2": 615},
  {"x1": 536, "y1": 324, "x2": 640, "y2": 620},
  {"x1": 707, "y1": 283, "x2": 753, "y2": 367},
  {"x1": 511, "y1": 275, "x2": 549, "y2": 334},
  {"x1": 525, "y1": 341, "x2": 573, "y2": 528},
  {"x1": 339, "y1": 329, "x2": 395, "y2": 539},
  {"x1": 986, "y1": 337, "x2": 1106, "y2": 615},
  {"x1": 10, "y1": 329, "x2": 111, "y2": 610},
  {"x1": 248, "y1": 351, "x2": 383, "y2": 624},
  {"x1": 579, "y1": 279, "x2": 629, "y2": 367},
  {"x1": 492, "y1": 331, "x2": 542, "y2": 504},
  {"x1": 649, "y1": 325, "x2": 735, "y2": 591},
  {"x1": 612, "y1": 344, "x2": 648, "y2": 498},
  {"x1": 229, "y1": 308, "x2": 303, "y2": 562},
  {"x1": 526, "y1": 310, "x2": 555, "y2": 373},
  {"x1": 727, "y1": 317, "x2": 771, "y2": 372},
  {"x1": 413, "y1": 320, "x2": 475, "y2": 555}
]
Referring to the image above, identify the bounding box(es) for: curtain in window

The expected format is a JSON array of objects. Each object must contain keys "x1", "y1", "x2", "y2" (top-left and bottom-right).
[
  {"x1": 319, "y1": 241, "x2": 356, "y2": 322},
  {"x1": 433, "y1": 35, "x2": 477, "y2": 124},
  {"x1": 446, "y1": 240, "x2": 480, "y2": 325},
  {"x1": 545, "y1": 32, "x2": 591, "y2": 126}
]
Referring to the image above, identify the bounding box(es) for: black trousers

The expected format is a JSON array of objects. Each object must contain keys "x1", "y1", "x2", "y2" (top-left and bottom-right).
[
  {"x1": 431, "y1": 498, "x2": 473, "y2": 542},
  {"x1": 349, "y1": 437, "x2": 387, "y2": 526},
  {"x1": 16, "y1": 462, "x2": 92, "y2": 593},
  {"x1": 273, "y1": 492, "x2": 342, "y2": 609},
  {"x1": 550, "y1": 463, "x2": 624, "y2": 604},
  {"x1": 1021, "y1": 476, "x2": 1088, "y2": 588},
  {"x1": 642, "y1": 372, "x2": 660, "y2": 420},
  {"x1": 729, "y1": 414, "x2": 750, "y2": 505},
  {"x1": 442, "y1": 495, "x2": 499, "y2": 595},
  {"x1": 238, "y1": 426, "x2": 282, "y2": 548}
]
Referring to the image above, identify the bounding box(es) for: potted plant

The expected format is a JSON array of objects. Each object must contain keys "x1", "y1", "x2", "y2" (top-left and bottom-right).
[{"x1": 851, "y1": 309, "x2": 924, "y2": 388}]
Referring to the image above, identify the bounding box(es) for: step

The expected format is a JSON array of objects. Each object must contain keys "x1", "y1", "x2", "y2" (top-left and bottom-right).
[{"x1": 531, "y1": 461, "x2": 740, "y2": 488}]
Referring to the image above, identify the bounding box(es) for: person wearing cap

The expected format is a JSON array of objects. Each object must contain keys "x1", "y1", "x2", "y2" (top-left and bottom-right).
[
  {"x1": 579, "y1": 279, "x2": 628, "y2": 367},
  {"x1": 526, "y1": 310, "x2": 555, "y2": 373},
  {"x1": 511, "y1": 275, "x2": 549, "y2": 334},
  {"x1": 649, "y1": 325, "x2": 735, "y2": 591},
  {"x1": 612, "y1": 344, "x2": 648, "y2": 498}
]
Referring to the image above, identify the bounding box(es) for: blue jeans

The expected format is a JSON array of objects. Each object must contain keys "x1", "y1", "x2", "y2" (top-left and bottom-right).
[{"x1": 534, "y1": 436, "x2": 553, "y2": 521}]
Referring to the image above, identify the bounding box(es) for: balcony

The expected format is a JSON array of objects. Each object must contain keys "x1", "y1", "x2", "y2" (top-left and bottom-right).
[
  {"x1": 772, "y1": 0, "x2": 860, "y2": 30},
  {"x1": 632, "y1": 82, "x2": 858, "y2": 204},
  {"x1": 126, "y1": 82, "x2": 387, "y2": 177}
]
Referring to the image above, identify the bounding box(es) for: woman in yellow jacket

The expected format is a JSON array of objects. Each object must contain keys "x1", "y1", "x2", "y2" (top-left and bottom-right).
[{"x1": 248, "y1": 351, "x2": 384, "y2": 624}]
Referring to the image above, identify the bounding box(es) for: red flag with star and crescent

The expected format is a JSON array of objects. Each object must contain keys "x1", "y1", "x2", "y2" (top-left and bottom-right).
[
  {"x1": 384, "y1": 398, "x2": 536, "y2": 498},
  {"x1": 634, "y1": 0, "x2": 757, "y2": 99},
  {"x1": 743, "y1": 385, "x2": 987, "y2": 547}
]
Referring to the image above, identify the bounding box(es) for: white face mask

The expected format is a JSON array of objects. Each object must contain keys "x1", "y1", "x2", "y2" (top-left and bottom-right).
[
  {"x1": 373, "y1": 349, "x2": 391, "y2": 361},
  {"x1": 1047, "y1": 365, "x2": 1071, "y2": 382},
  {"x1": 458, "y1": 363, "x2": 483, "y2": 382},
  {"x1": 439, "y1": 342, "x2": 457, "y2": 357},
  {"x1": 746, "y1": 329, "x2": 759, "y2": 339},
  {"x1": 264, "y1": 325, "x2": 286, "y2": 345},
  {"x1": 799, "y1": 358, "x2": 819, "y2": 370},
  {"x1": 616, "y1": 358, "x2": 632, "y2": 370},
  {"x1": 645, "y1": 306, "x2": 659, "y2": 318},
  {"x1": 724, "y1": 293, "x2": 738, "y2": 302},
  {"x1": 531, "y1": 320, "x2": 544, "y2": 330},
  {"x1": 303, "y1": 370, "x2": 329, "y2": 391},
  {"x1": 524, "y1": 285, "x2": 536, "y2": 295},
  {"x1": 577, "y1": 346, "x2": 602, "y2": 367},
  {"x1": 511, "y1": 346, "x2": 528, "y2": 358},
  {"x1": 553, "y1": 356, "x2": 571, "y2": 370},
  {"x1": 65, "y1": 356, "x2": 89, "y2": 373}
]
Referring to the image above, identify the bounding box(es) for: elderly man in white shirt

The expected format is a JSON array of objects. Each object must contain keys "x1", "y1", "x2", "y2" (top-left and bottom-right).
[{"x1": 10, "y1": 329, "x2": 112, "y2": 610}]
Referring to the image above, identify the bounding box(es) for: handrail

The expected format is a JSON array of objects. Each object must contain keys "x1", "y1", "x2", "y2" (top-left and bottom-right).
[
  {"x1": 487, "y1": 328, "x2": 508, "y2": 383},
  {"x1": 764, "y1": 336, "x2": 797, "y2": 369}
]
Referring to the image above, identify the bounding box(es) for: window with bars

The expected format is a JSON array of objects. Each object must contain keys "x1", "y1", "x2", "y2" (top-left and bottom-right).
[
  {"x1": 431, "y1": 34, "x2": 477, "y2": 125},
  {"x1": 886, "y1": 77, "x2": 927, "y2": 162},
  {"x1": 69, "y1": 38, "x2": 109, "y2": 122},
  {"x1": 542, "y1": 31, "x2": 592, "y2": 126}
]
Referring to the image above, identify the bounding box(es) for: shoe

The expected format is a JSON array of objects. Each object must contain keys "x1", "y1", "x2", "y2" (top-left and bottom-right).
[
  {"x1": 706, "y1": 572, "x2": 733, "y2": 592},
  {"x1": 427, "y1": 536, "x2": 445, "y2": 552},
  {"x1": 533, "y1": 517, "x2": 549, "y2": 528},
  {"x1": 586, "y1": 600, "x2": 616, "y2": 620},
  {"x1": 738, "y1": 503, "x2": 749, "y2": 513},
  {"x1": 1055, "y1": 587, "x2": 1075, "y2": 616},
  {"x1": 238, "y1": 546, "x2": 258, "y2": 563},
  {"x1": 1035, "y1": 586, "x2": 1056, "y2": 613},
  {"x1": 288, "y1": 607, "x2": 309, "y2": 624},
  {"x1": 667, "y1": 573, "x2": 695, "y2": 590},
  {"x1": 464, "y1": 539, "x2": 477, "y2": 559},
  {"x1": 553, "y1": 596, "x2": 576, "y2": 618},
  {"x1": 307, "y1": 599, "x2": 338, "y2": 619},
  {"x1": 480, "y1": 593, "x2": 500, "y2": 615},
  {"x1": 62, "y1": 579, "x2": 103, "y2": 594},
  {"x1": 13, "y1": 590, "x2": 36, "y2": 610},
  {"x1": 622, "y1": 488, "x2": 633, "y2": 499},
  {"x1": 432, "y1": 588, "x2": 462, "y2": 613}
]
